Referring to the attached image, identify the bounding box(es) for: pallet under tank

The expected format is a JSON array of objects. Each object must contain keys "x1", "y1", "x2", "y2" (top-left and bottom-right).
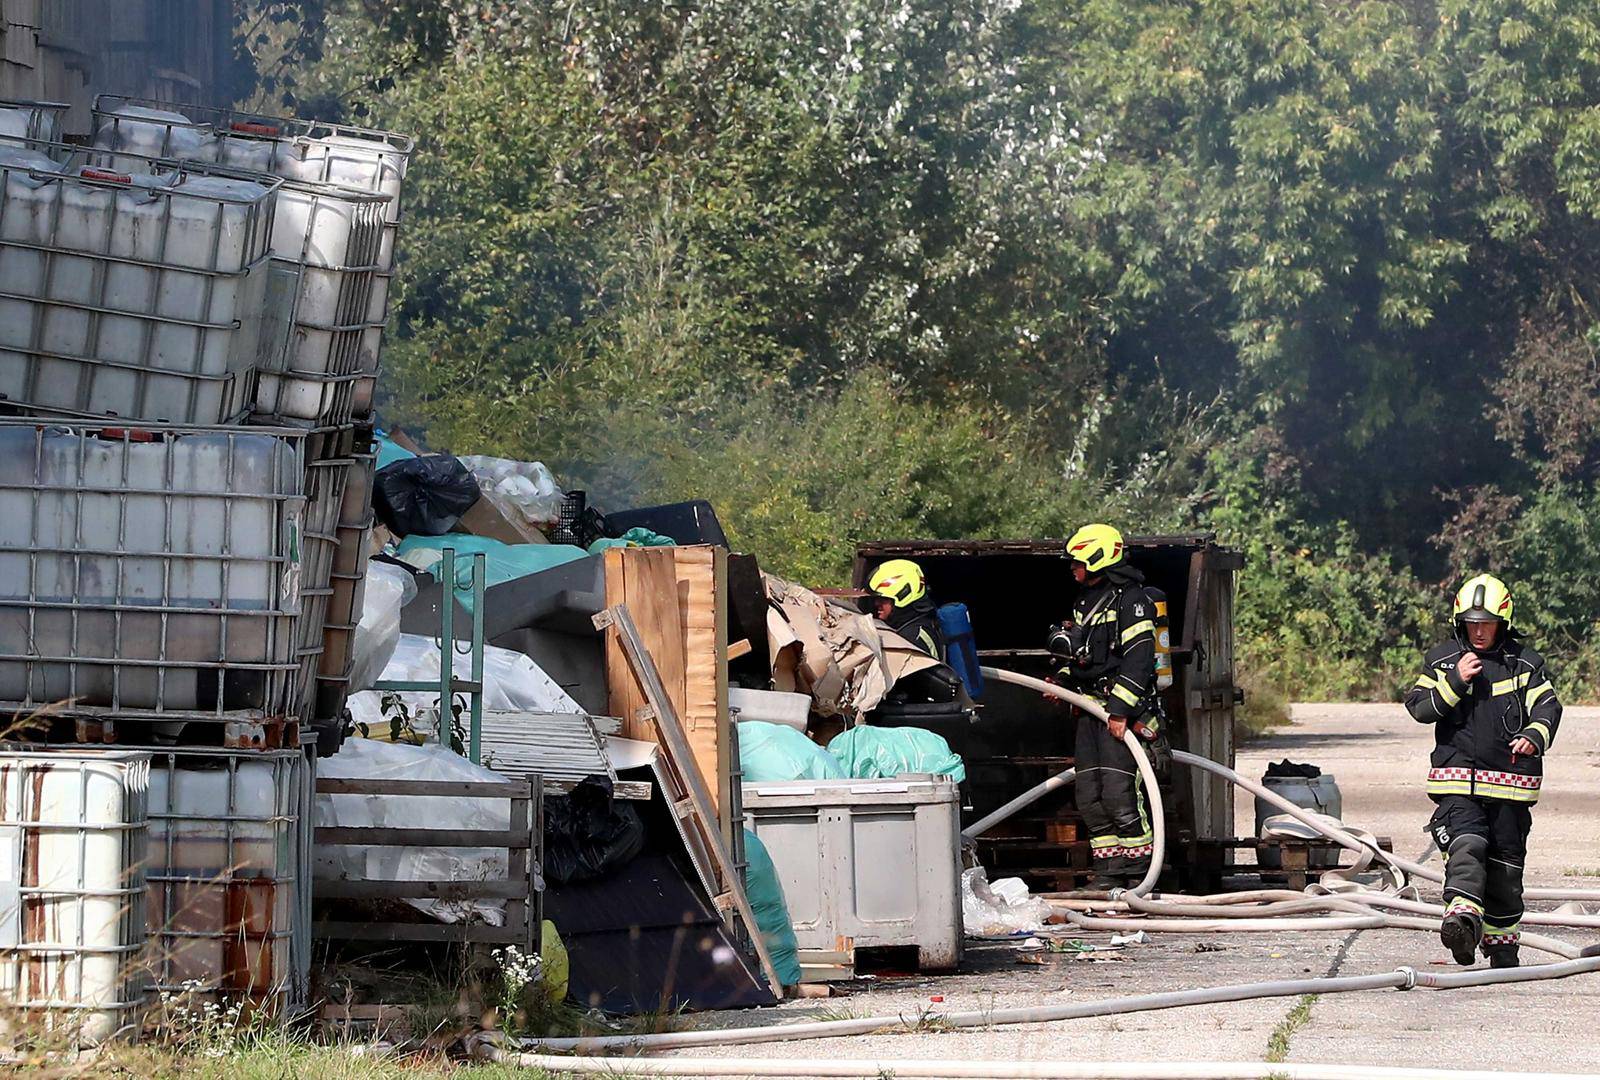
[{"x1": 852, "y1": 536, "x2": 1242, "y2": 892}]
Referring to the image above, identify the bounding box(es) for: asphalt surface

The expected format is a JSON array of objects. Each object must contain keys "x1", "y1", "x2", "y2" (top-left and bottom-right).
[{"x1": 662, "y1": 704, "x2": 1600, "y2": 1074}]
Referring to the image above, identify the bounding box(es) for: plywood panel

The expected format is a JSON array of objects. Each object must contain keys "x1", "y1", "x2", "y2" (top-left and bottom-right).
[
  {"x1": 603, "y1": 545, "x2": 729, "y2": 823},
  {"x1": 676, "y1": 546, "x2": 729, "y2": 823}
]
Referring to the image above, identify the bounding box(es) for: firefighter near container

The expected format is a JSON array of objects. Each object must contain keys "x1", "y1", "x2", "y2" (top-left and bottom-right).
[
  {"x1": 1046, "y1": 523, "x2": 1170, "y2": 889},
  {"x1": 865, "y1": 558, "x2": 948, "y2": 662},
  {"x1": 1403, "y1": 573, "x2": 1563, "y2": 970}
]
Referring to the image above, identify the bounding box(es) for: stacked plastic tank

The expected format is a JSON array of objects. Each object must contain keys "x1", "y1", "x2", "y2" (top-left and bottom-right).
[
  {"x1": 0, "y1": 95, "x2": 413, "y2": 1038},
  {"x1": 88, "y1": 95, "x2": 414, "y2": 746}
]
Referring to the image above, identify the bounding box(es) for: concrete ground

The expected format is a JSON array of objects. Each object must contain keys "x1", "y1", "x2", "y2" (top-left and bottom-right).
[{"x1": 669, "y1": 704, "x2": 1600, "y2": 1073}]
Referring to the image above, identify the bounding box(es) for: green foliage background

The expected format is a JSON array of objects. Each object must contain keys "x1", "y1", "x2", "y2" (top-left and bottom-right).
[{"x1": 245, "y1": 0, "x2": 1600, "y2": 704}]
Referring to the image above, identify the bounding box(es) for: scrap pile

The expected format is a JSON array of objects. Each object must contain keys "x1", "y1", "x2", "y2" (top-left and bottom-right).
[
  {"x1": 0, "y1": 94, "x2": 411, "y2": 1041},
  {"x1": 0, "y1": 93, "x2": 978, "y2": 1050}
]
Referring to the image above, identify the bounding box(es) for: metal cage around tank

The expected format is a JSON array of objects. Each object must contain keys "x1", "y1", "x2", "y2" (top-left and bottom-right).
[
  {"x1": 0, "y1": 420, "x2": 312, "y2": 741},
  {"x1": 0, "y1": 749, "x2": 150, "y2": 1045},
  {"x1": 0, "y1": 146, "x2": 283, "y2": 425}
]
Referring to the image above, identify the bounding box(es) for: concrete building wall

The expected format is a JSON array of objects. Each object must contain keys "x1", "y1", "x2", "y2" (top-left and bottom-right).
[{"x1": 2, "y1": 0, "x2": 234, "y2": 135}]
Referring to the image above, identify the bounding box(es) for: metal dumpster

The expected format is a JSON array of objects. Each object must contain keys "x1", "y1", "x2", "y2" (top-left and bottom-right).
[{"x1": 854, "y1": 535, "x2": 1242, "y2": 892}]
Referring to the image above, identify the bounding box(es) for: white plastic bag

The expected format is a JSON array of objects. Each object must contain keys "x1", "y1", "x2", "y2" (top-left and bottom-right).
[
  {"x1": 961, "y1": 866, "x2": 1050, "y2": 935},
  {"x1": 455, "y1": 455, "x2": 565, "y2": 528},
  {"x1": 315, "y1": 739, "x2": 510, "y2": 923},
  {"x1": 346, "y1": 561, "x2": 415, "y2": 695},
  {"x1": 346, "y1": 633, "x2": 584, "y2": 734}
]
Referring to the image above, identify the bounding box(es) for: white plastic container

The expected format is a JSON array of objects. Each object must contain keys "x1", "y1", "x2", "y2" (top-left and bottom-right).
[
  {"x1": 0, "y1": 158, "x2": 278, "y2": 424},
  {"x1": 0, "y1": 750, "x2": 150, "y2": 1045},
  {"x1": 742, "y1": 776, "x2": 963, "y2": 970},
  {"x1": 271, "y1": 180, "x2": 387, "y2": 272},
  {"x1": 90, "y1": 105, "x2": 217, "y2": 162},
  {"x1": 0, "y1": 99, "x2": 69, "y2": 152},
  {"x1": 729, "y1": 688, "x2": 811, "y2": 731},
  {"x1": 93, "y1": 96, "x2": 412, "y2": 224},
  {"x1": 144, "y1": 747, "x2": 307, "y2": 1013},
  {"x1": 0, "y1": 422, "x2": 307, "y2": 717}
]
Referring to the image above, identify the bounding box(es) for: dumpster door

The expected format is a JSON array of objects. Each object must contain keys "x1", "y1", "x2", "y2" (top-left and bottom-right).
[{"x1": 1181, "y1": 546, "x2": 1242, "y2": 841}]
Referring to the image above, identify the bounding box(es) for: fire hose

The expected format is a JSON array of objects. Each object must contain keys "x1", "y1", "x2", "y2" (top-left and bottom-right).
[{"x1": 503, "y1": 666, "x2": 1600, "y2": 1058}]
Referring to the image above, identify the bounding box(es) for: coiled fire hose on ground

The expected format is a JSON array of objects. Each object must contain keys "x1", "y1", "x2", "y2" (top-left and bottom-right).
[{"x1": 490, "y1": 666, "x2": 1600, "y2": 1063}]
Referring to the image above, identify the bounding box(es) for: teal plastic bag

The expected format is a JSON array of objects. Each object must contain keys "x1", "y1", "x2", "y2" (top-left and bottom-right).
[
  {"x1": 587, "y1": 527, "x2": 677, "y2": 555},
  {"x1": 375, "y1": 433, "x2": 415, "y2": 471},
  {"x1": 743, "y1": 830, "x2": 803, "y2": 987},
  {"x1": 738, "y1": 721, "x2": 846, "y2": 782},
  {"x1": 827, "y1": 725, "x2": 966, "y2": 783},
  {"x1": 395, "y1": 533, "x2": 588, "y2": 610}
]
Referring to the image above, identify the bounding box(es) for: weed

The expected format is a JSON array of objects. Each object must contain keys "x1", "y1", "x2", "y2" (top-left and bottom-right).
[
  {"x1": 814, "y1": 1004, "x2": 863, "y2": 1023},
  {"x1": 1265, "y1": 993, "x2": 1318, "y2": 1063}
]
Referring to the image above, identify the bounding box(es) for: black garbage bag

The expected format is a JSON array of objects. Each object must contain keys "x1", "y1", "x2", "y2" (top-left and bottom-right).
[
  {"x1": 1265, "y1": 759, "x2": 1322, "y2": 779},
  {"x1": 372, "y1": 455, "x2": 481, "y2": 537},
  {"x1": 542, "y1": 776, "x2": 646, "y2": 886}
]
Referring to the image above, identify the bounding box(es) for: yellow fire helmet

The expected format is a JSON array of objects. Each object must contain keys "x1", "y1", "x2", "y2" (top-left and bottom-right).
[
  {"x1": 1066, "y1": 523, "x2": 1126, "y2": 574},
  {"x1": 1454, "y1": 573, "x2": 1513, "y2": 626},
  {"x1": 868, "y1": 559, "x2": 927, "y2": 608}
]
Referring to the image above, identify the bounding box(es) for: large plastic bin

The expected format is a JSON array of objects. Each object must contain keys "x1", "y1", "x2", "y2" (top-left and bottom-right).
[
  {"x1": 93, "y1": 96, "x2": 412, "y2": 225},
  {"x1": 742, "y1": 775, "x2": 963, "y2": 971},
  {"x1": 0, "y1": 749, "x2": 150, "y2": 1045},
  {"x1": 144, "y1": 746, "x2": 309, "y2": 1015},
  {"x1": 0, "y1": 421, "x2": 308, "y2": 722},
  {"x1": 0, "y1": 152, "x2": 279, "y2": 424}
]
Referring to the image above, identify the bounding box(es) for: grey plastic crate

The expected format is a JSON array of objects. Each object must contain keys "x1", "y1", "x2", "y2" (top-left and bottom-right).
[{"x1": 742, "y1": 775, "x2": 963, "y2": 972}]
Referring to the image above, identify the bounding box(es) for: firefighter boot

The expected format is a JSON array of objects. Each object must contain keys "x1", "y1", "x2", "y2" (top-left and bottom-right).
[
  {"x1": 1486, "y1": 946, "x2": 1520, "y2": 969},
  {"x1": 1440, "y1": 912, "x2": 1482, "y2": 967}
]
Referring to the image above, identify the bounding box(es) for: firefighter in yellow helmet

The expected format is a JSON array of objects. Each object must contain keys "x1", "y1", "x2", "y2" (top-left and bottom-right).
[
  {"x1": 1404, "y1": 573, "x2": 1562, "y2": 969},
  {"x1": 866, "y1": 558, "x2": 946, "y2": 661},
  {"x1": 1047, "y1": 523, "x2": 1162, "y2": 888}
]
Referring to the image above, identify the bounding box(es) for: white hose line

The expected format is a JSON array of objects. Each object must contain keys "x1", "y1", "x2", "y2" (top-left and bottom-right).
[
  {"x1": 977, "y1": 666, "x2": 1164, "y2": 897},
  {"x1": 1335, "y1": 890, "x2": 1600, "y2": 930},
  {"x1": 478, "y1": 1047, "x2": 1600, "y2": 1080},
  {"x1": 1170, "y1": 748, "x2": 1600, "y2": 903},
  {"x1": 963, "y1": 767, "x2": 1074, "y2": 841},
  {"x1": 1052, "y1": 905, "x2": 1582, "y2": 958},
  {"x1": 517, "y1": 958, "x2": 1600, "y2": 1054}
]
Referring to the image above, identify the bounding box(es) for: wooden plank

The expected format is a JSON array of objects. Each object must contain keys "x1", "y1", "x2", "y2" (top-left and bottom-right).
[
  {"x1": 314, "y1": 880, "x2": 530, "y2": 901},
  {"x1": 604, "y1": 547, "x2": 686, "y2": 743},
  {"x1": 316, "y1": 827, "x2": 531, "y2": 848},
  {"x1": 596, "y1": 603, "x2": 783, "y2": 997},
  {"x1": 544, "y1": 778, "x2": 653, "y2": 801},
  {"x1": 316, "y1": 778, "x2": 528, "y2": 798},
  {"x1": 675, "y1": 546, "x2": 729, "y2": 822},
  {"x1": 727, "y1": 638, "x2": 753, "y2": 661},
  {"x1": 312, "y1": 921, "x2": 528, "y2": 944}
]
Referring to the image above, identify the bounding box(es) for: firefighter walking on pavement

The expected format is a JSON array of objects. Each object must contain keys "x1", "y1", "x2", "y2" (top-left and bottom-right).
[
  {"x1": 1047, "y1": 523, "x2": 1167, "y2": 889},
  {"x1": 1404, "y1": 573, "x2": 1562, "y2": 969}
]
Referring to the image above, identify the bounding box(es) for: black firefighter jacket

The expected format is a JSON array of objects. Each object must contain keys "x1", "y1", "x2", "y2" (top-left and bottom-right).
[
  {"x1": 1056, "y1": 567, "x2": 1158, "y2": 722},
  {"x1": 1403, "y1": 635, "x2": 1562, "y2": 805}
]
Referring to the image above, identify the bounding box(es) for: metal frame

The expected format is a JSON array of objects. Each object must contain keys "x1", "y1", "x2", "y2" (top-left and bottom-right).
[
  {"x1": 0, "y1": 750, "x2": 149, "y2": 1042},
  {"x1": 373, "y1": 547, "x2": 486, "y2": 762},
  {"x1": 0, "y1": 420, "x2": 312, "y2": 736},
  {"x1": 142, "y1": 745, "x2": 308, "y2": 1014},
  {"x1": 311, "y1": 775, "x2": 542, "y2": 951}
]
